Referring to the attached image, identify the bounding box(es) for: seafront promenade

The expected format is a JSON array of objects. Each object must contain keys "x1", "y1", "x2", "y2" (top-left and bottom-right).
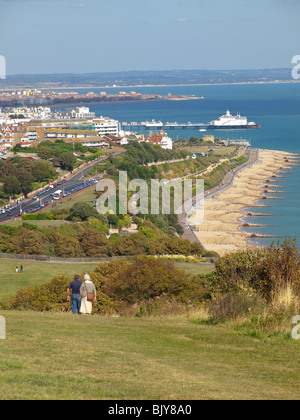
[
  {"x1": 178, "y1": 148, "x2": 258, "y2": 246},
  {"x1": 180, "y1": 148, "x2": 300, "y2": 255}
]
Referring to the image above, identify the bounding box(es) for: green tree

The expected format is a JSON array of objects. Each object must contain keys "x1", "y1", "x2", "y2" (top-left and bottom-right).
[
  {"x1": 13, "y1": 144, "x2": 22, "y2": 152},
  {"x1": 58, "y1": 151, "x2": 77, "y2": 171},
  {"x1": 37, "y1": 146, "x2": 54, "y2": 160},
  {"x1": 69, "y1": 202, "x2": 99, "y2": 221},
  {"x1": 107, "y1": 214, "x2": 119, "y2": 228},
  {"x1": 31, "y1": 160, "x2": 56, "y2": 183},
  {"x1": 17, "y1": 168, "x2": 34, "y2": 198},
  {"x1": 6, "y1": 228, "x2": 45, "y2": 255},
  {"x1": 3, "y1": 176, "x2": 21, "y2": 198},
  {"x1": 0, "y1": 160, "x2": 18, "y2": 178}
]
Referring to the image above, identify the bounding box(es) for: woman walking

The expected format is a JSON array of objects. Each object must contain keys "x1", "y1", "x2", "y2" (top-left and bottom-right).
[{"x1": 79, "y1": 274, "x2": 97, "y2": 315}]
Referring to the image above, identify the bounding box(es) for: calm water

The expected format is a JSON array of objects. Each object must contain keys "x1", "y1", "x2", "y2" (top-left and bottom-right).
[{"x1": 58, "y1": 83, "x2": 300, "y2": 246}]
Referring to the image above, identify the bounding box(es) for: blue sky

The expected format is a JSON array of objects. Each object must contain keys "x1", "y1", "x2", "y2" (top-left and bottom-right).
[{"x1": 0, "y1": 0, "x2": 300, "y2": 74}]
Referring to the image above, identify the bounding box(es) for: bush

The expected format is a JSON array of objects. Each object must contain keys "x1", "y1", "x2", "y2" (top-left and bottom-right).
[
  {"x1": 212, "y1": 237, "x2": 300, "y2": 301},
  {"x1": 0, "y1": 257, "x2": 206, "y2": 313},
  {"x1": 22, "y1": 214, "x2": 39, "y2": 220},
  {"x1": 100, "y1": 256, "x2": 206, "y2": 304},
  {"x1": 22, "y1": 212, "x2": 55, "y2": 221},
  {"x1": 1, "y1": 277, "x2": 69, "y2": 312},
  {"x1": 208, "y1": 293, "x2": 265, "y2": 324},
  {"x1": 134, "y1": 296, "x2": 190, "y2": 318},
  {"x1": 249, "y1": 305, "x2": 298, "y2": 337}
]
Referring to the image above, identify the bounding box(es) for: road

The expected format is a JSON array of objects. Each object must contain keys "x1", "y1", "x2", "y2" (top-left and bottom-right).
[{"x1": 0, "y1": 151, "x2": 125, "y2": 223}]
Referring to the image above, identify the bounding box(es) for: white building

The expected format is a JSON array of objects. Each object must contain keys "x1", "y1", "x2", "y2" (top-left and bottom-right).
[
  {"x1": 160, "y1": 136, "x2": 173, "y2": 150},
  {"x1": 75, "y1": 107, "x2": 96, "y2": 119},
  {"x1": 79, "y1": 137, "x2": 110, "y2": 148},
  {"x1": 93, "y1": 117, "x2": 119, "y2": 136},
  {"x1": 146, "y1": 132, "x2": 173, "y2": 150},
  {"x1": 2, "y1": 106, "x2": 52, "y2": 121}
]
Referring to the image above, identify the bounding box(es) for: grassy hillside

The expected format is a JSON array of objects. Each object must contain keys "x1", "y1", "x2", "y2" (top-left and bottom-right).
[
  {"x1": 174, "y1": 262, "x2": 215, "y2": 276},
  {"x1": 0, "y1": 259, "x2": 213, "y2": 301},
  {"x1": 5, "y1": 220, "x2": 72, "y2": 228},
  {"x1": 0, "y1": 311, "x2": 299, "y2": 400},
  {"x1": 0, "y1": 260, "x2": 99, "y2": 301},
  {"x1": 42, "y1": 186, "x2": 97, "y2": 212}
]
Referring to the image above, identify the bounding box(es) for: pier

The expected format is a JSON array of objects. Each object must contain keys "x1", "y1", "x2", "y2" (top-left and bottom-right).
[
  {"x1": 121, "y1": 120, "x2": 260, "y2": 130},
  {"x1": 121, "y1": 121, "x2": 209, "y2": 130}
]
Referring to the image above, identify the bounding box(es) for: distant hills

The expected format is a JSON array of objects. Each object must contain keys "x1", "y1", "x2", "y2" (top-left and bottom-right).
[{"x1": 0, "y1": 68, "x2": 294, "y2": 89}]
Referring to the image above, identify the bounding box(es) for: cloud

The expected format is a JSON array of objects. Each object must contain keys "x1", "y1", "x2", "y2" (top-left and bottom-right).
[{"x1": 176, "y1": 18, "x2": 189, "y2": 23}]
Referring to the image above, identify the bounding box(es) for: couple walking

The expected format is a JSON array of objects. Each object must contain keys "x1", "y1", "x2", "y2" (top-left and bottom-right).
[{"x1": 67, "y1": 274, "x2": 97, "y2": 315}]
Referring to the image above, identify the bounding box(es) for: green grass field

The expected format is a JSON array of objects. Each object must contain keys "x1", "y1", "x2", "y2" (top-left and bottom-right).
[
  {"x1": 0, "y1": 260, "x2": 214, "y2": 302},
  {"x1": 48, "y1": 186, "x2": 97, "y2": 211},
  {"x1": 0, "y1": 260, "x2": 299, "y2": 400},
  {"x1": 0, "y1": 311, "x2": 299, "y2": 400},
  {"x1": 6, "y1": 220, "x2": 72, "y2": 228},
  {"x1": 0, "y1": 260, "x2": 99, "y2": 301},
  {"x1": 174, "y1": 262, "x2": 215, "y2": 276},
  {"x1": 177, "y1": 145, "x2": 237, "y2": 157}
]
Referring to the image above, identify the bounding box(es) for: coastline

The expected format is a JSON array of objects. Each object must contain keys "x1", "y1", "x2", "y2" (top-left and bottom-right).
[
  {"x1": 0, "y1": 96, "x2": 204, "y2": 109},
  {"x1": 1, "y1": 79, "x2": 300, "y2": 92},
  {"x1": 47, "y1": 79, "x2": 300, "y2": 90},
  {"x1": 188, "y1": 149, "x2": 300, "y2": 257}
]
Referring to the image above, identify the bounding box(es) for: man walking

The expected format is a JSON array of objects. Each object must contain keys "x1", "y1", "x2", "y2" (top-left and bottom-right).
[{"x1": 67, "y1": 274, "x2": 82, "y2": 315}]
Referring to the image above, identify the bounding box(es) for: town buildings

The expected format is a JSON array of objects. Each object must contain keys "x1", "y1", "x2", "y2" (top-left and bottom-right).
[
  {"x1": 145, "y1": 130, "x2": 173, "y2": 150},
  {"x1": 0, "y1": 89, "x2": 164, "y2": 108},
  {"x1": 0, "y1": 105, "x2": 173, "y2": 152},
  {"x1": 93, "y1": 117, "x2": 120, "y2": 137}
]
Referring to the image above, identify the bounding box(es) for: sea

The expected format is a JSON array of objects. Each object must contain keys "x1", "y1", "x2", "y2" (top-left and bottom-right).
[{"x1": 57, "y1": 83, "x2": 300, "y2": 247}]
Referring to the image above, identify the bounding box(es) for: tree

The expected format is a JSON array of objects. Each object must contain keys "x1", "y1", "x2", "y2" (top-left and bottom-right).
[
  {"x1": 17, "y1": 168, "x2": 34, "y2": 198},
  {"x1": 189, "y1": 136, "x2": 199, "y2": 143},
  {"x1": 78, "y1": 228, "x2": 109, "y2": 257},
  {"x1": 7, "y1": 228, "x2": 45, "y2": 255},
  {"x1": 0, "y1": 160, "x2": 18, "y2": 178},
  {"x1": 13, "y1": 144, "x2": 22, "y2": 152},
  {"x1": 58, "y1": 151, "x2": 77, "y2": 171},
  {"x1": 46, "y1": 229, "x2": 82, "y2": 258},
  {"x1": 69, "y1": 202, "x2": 99, "y2": 221},
  {"x1": 3, "y1": 176, "x2": 21, "y2": 198},
  {"x1": 31, "y1": 160, "x2": 56, "y2": 183},
  {"x1": 37, "y1": 146, "x2": 54, "y2": 160},
  {"x1": 107, "y1": 214, "x2": 119, "y2": 228}
]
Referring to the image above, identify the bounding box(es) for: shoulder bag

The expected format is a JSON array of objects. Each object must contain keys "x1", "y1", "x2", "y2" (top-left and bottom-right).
[{"x1": 85, "y1": 282, "x2": 95, "y2": 303}]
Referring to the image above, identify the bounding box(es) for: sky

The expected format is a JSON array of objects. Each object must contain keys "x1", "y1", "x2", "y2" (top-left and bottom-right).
[{"x1": 0, "y1": 0, "x2": 300, "y2": 75}]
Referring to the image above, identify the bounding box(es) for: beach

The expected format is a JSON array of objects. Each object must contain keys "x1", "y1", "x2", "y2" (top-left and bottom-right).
[{"x1": 189, "y1": 149, "x2": 300, "y2": 256}]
